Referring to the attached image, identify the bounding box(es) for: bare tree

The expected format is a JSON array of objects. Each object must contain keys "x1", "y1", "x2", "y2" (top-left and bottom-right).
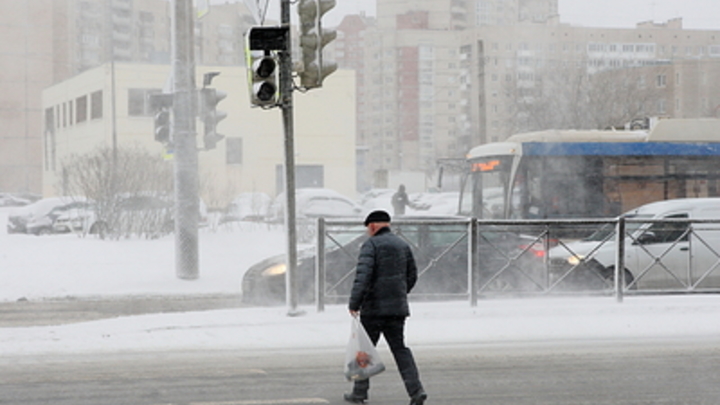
[
  {"x1": 60, "y1": 146, "x2": 173, "y2": 239},
  {"x1": 507, "y1": 61, "x2": 669, "y2": 133},
  {"x1": 586, "y1": 66, "x2": 668, "y2": 129}
]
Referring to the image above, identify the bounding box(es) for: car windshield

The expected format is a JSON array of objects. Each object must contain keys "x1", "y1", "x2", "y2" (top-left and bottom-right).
[{"x1": 583, "y1": 214, "x2": 653, "y2": 241}]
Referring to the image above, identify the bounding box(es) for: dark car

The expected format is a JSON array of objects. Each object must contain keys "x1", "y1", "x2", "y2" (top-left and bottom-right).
[{"x1": 241, "y1": 219, "x2": 548, "y2": 305}]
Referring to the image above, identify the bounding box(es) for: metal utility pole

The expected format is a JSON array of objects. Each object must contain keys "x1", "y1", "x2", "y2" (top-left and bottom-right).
[
  {"x1": 279, "y1": 0, "x2": 301, "y2": 315},
  {"x1": 172, "y1": 0, "x2": 200, "y2": 280}
]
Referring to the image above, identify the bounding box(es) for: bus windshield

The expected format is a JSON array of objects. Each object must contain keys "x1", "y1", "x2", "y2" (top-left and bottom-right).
[{"x1": 460, "y1": 156, "x2": 512, "y2": 218}]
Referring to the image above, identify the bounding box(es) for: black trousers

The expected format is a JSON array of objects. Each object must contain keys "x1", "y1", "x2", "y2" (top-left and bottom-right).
[{"x1": 352, "y1": 315, "x2": 423, "y2": 398}]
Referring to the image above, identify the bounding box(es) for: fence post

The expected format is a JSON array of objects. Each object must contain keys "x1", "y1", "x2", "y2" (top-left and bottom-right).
[
  {"x1": 543, "y1": 223, "x2": 551, "y2": 290},
  {"x1": 315, "y1": 217, "x2": 326, "y2": 312},
  {"x1": 469, "y1": 218, "x2": 478, "y2": 307},
  {"x1": 615, "y1": 216, "x2": 625, "y2": 303}
]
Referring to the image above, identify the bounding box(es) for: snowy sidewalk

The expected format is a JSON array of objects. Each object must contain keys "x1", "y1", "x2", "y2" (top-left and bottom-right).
[{"x1": 1, "y1": 295, "x2": 719, "y2": 356}]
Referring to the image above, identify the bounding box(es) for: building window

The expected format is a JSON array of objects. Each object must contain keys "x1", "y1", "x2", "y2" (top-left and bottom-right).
[
  {"x1": 139, "y1": 11, "x2": 154, "y2": 23},
  {"x1": 76, "y1": 95, "x2": 87, "y2": 123},
  {"x1": 656, "y1": 74, "x2": 666, "y2": 88},
  {"x1": 91, "y1": 90, "x2": 103, "y2": 119},
  {"x1": 657, "y1": 99, "x2": 666, "y2": 114},
  {"x1": 226, "y1": 137, "x2": 243, "y2": 165},
  {"x1": 128, "y1": 88, "x2": 161, "y2": 116}
]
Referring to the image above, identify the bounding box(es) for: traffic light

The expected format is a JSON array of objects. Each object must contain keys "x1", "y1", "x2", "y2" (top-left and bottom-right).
[
  {"x1": 200, "y1": 88, "x2": 227, "y2": 150},
  {"x1": 148, "y1": 93, "x2": 174, "y2": 144},
  {"x1": 247, "y1": 49, "x2": 279, "y2": 107},
  {"x1": 245, "y1": 26, "x2": 288, "y2": 108},
  {"x1": 297, "y1": 0, "x2": 337, "y2": 89}
]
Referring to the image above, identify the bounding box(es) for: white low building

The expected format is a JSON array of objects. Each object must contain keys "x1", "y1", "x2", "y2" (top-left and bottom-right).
[{"x1": 41, "y1": 62, "x2": 358, "y2": 206}]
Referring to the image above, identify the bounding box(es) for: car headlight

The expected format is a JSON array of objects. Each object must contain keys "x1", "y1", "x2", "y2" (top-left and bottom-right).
[
  {"x1": 262, "y1": 263, "x2": 287, "y2": 277},
  {"x1": 567, "y1": 255, "x2": 585, "y2": 266}
]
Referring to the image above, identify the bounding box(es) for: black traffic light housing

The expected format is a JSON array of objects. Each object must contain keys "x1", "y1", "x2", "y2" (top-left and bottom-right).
[
  {"x1": 148, "y1": 93, "x2": 174, "y2": 144},
  {"x1": 200, "y1": 87, "x2": 227, "y2": 150},
  {"x1": 248, "y1": 50, "x2": 279, "y2": 107},
  {"x1": 245, "y1": 26, "x2": 287, "y2": 108}
]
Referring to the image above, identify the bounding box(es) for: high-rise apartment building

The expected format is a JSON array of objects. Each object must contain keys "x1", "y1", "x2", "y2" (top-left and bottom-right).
[
  {"x1": 0, "y1": 0, "x2": 254, "y2": 194},
  {"x1": 336, "y1": 1, "x2": 720, "y2": 190},
  {"x1": 474, "y1": 19, "x2": 720, "y2": 143},
  {"x1": 0, "y1": 0, "x2": 56, "y2": 193},
  {"x1": 475, "y1": 0, "x2": 559, "y2": 26},
  {"x1": 377, "y1": 0, "x2": 558, "y2": 31}
]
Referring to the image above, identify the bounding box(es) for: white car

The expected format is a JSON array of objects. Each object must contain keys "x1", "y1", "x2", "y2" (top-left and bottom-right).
[
  {"x1": 220, "y1": 192, "x2": 273, "y2": 224},
  {"x1": 54, "y1": 195, "x2": 209, "y2": 237},
  {"x1": 7, "y1": 196, "x2": 88, "y2": 235},
  {"x1": 549, "y1": 198, "x2": 720, "y2": 290},
  {"x1": 268, "y1": 188, "x2": 364, "y2": 222}
]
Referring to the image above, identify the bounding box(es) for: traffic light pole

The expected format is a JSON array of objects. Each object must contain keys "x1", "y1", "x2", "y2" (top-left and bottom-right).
[
  {"x1": 172, "y1": 0, "x2": 199, "y2": 280},
  {"x1": 280, "y1": 0, "x2": 301, "y2": 315}
]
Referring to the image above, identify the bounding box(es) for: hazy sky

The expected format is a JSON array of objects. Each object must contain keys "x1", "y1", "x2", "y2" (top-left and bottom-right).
[
  {"x1": 254, "y1": 0, "x2": 720, "y2": 30},
  {"x1": 558, "y1": 0, "x2": 720, "y2": 30}
]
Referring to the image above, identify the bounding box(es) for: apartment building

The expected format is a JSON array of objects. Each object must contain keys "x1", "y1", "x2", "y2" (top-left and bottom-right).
[
  {"x1": 0, "y1": 1, "x2": 56, "y2": 194},
  {"x1": 0, "y1": 0, "x2": 255, "y2": 194},
  {"x1": 335, "y1": 1, "x2": 720, "y2": 190},
  {"x1": 474, "y1": 19, "x2": 720, "y2": 142}
]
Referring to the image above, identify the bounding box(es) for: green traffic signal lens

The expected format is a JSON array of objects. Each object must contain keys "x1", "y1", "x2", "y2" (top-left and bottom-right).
[
  {"x1": 256, "y1": 58, "x2": 276, "y2": 78},
  {"x1": 255, "y1": 82, "x2": 277, "y2": 102}
]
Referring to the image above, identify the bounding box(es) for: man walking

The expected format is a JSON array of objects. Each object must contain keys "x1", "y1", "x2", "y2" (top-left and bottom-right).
[{"x1": 344, "y1": 210, "x2": 427, "y2": 405}]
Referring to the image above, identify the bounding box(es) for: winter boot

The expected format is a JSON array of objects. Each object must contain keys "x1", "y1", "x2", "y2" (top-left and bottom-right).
[
  {"x1": 343, "y1": 392, "x2": 367, "y2": 404},
  {"x1": 409, "y1": 391, "x2": 427, "y2": 405}
]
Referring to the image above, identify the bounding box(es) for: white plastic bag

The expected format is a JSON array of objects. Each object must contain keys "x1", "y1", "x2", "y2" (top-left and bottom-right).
[{"x1": 344, "y1": 317, "x2": 386, "y2": 381}]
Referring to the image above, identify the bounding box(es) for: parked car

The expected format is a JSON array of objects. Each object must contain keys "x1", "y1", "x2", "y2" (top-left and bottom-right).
[
  {"x1": 54, "y1": 194, "x2": 208, "y2": 237},
  {"x1": 268, "y1": 188, "x2": 365, "y2": 222},
  {"x1": 7, "y1": 196, "x2": 88, "y2": 235},
  {"x1": 408, "y1": 192, "x2": 460, "y2": 216},
  {"x1": 266, "y1": 188, "x2": 365, "y2": 243},
  {"x1": 358, "y1": 188, "x2": 395, "y2": 211},
  {"x1": 548, "y1": 198, "x2": 720, "y2": 290},
  {"x1": 219, "y1": 192, "x2": 272, "y2": 224},
  {"x1": 241, "y1": 218, "x2": 547, "y2": 305}
]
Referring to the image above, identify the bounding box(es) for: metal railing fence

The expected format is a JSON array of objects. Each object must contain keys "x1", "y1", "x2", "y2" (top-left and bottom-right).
[{"x1": 314, "y1": 217, "x2": 720, "y2": 311}]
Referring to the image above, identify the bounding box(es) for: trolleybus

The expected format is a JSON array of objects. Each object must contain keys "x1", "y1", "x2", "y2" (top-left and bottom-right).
[{"x1": 459, "y1": 118, "x2": 720, "y2": 220}]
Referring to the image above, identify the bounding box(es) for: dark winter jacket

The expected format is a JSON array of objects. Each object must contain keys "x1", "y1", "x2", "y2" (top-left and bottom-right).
[
  {"x1": 348, "y1": 227, "x2": 418, "y2": 317},
  {"x1": 391, "y1": 190, "x2": 410, "y2": 215}
]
